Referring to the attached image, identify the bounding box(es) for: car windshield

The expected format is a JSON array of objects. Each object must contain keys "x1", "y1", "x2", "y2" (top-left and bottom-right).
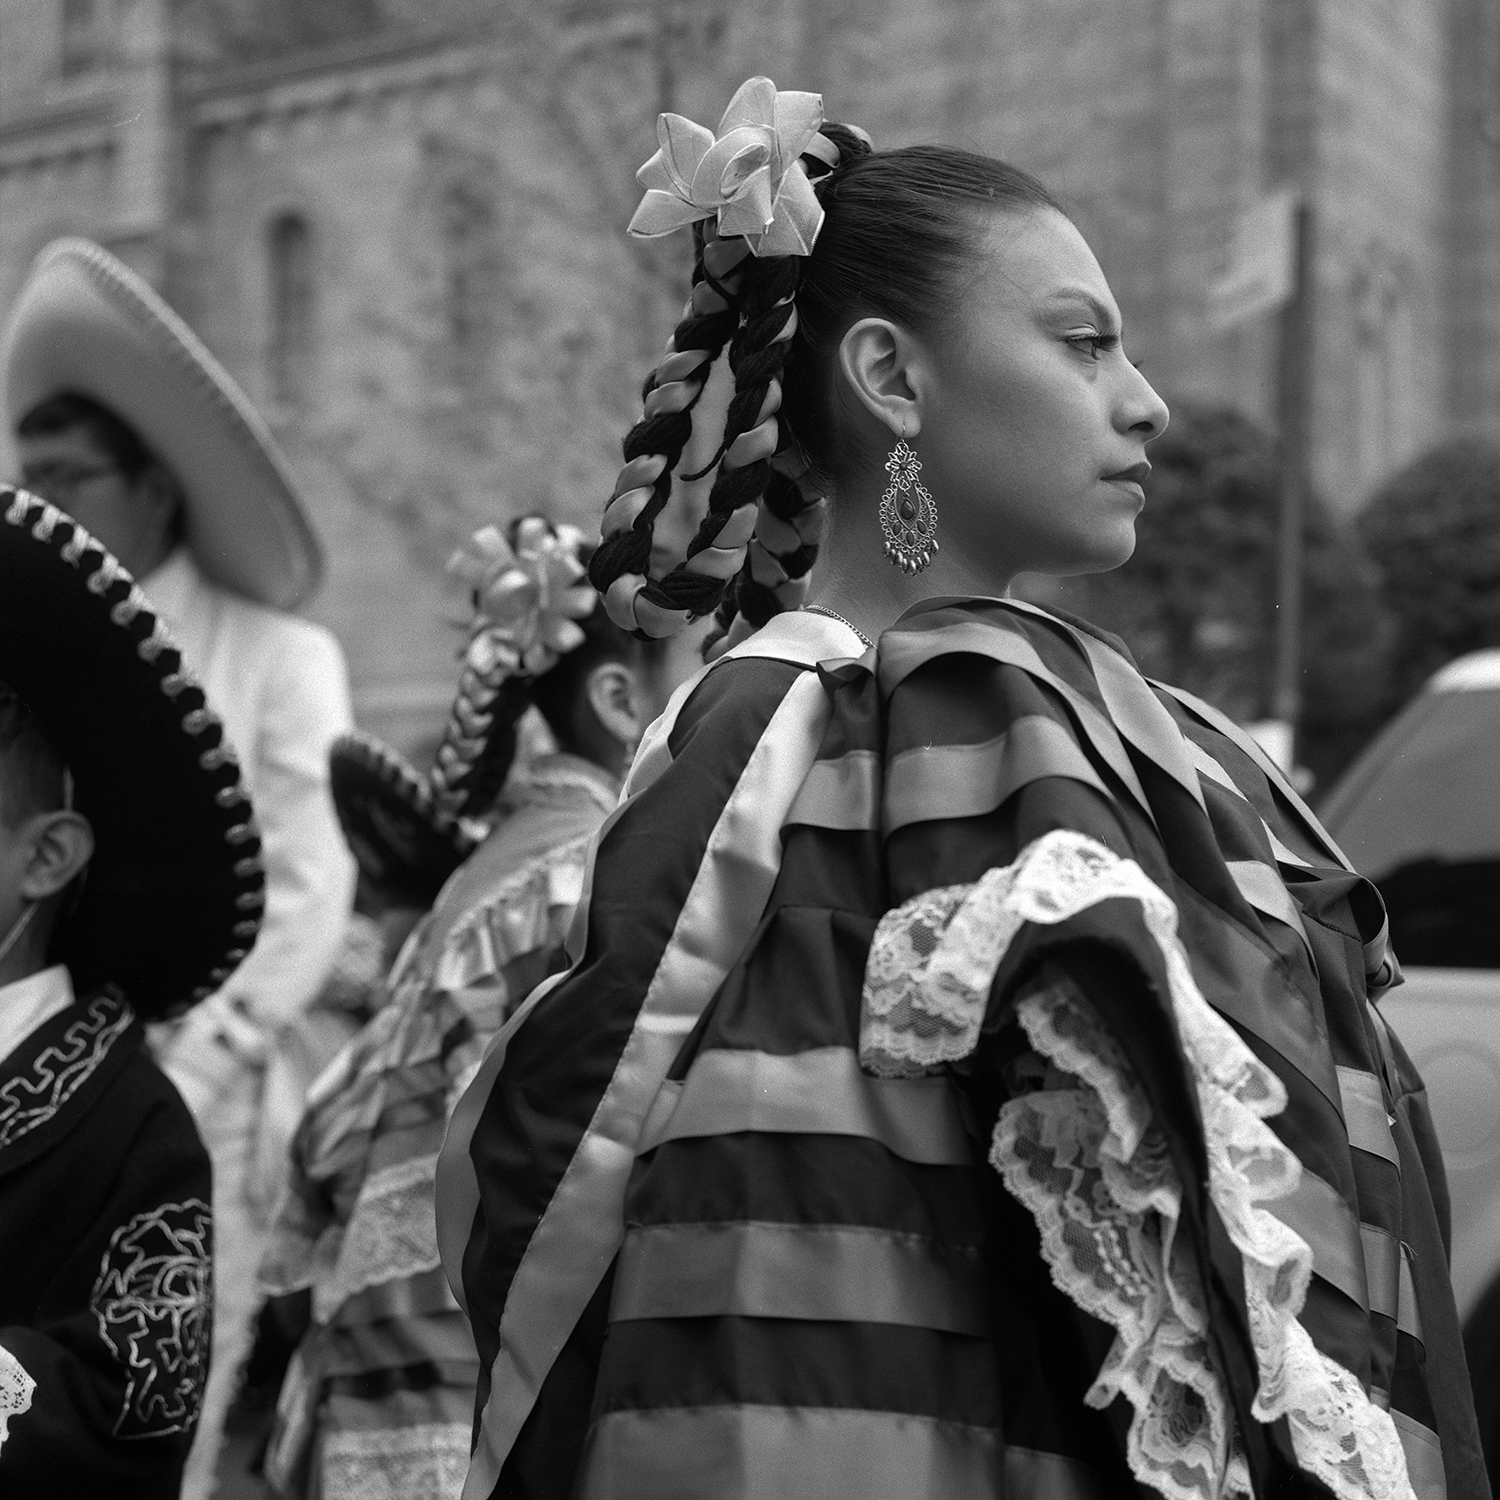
[{"x1": 1321, "y1": 686, "x2": 1500, "y2": 967}]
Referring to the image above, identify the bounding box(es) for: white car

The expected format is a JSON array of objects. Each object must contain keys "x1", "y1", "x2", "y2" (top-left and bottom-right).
[{"x1": 1319, "y1": 647, "x2": 1500, "y2": 1460}]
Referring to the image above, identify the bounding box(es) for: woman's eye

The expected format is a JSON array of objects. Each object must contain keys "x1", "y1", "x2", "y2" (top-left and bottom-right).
[{"x1": 1067, "y1": 332, "x2": 1118, "y2": 361}]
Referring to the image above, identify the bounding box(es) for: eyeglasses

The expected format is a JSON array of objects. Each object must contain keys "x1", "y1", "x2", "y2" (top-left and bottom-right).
[{"x1": 17, "y1": 462, "x2": 122, "y2": 505}]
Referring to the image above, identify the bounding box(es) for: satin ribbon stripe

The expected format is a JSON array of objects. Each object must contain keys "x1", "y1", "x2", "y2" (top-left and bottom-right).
[
  {"x1": 635, "y1": 1046, "x2": 974, "y2": 1166},
  {"x1": 314, "y1": 1307, "x2": 478, "y2": 1379},
  {"x1": 1225, "y1": 859, "x2": 1318, "y2": 972},
  {"x1": 1264, "y1": 1168, "x2": 1371, "y2": 1315},
  {"x1": 1151, "y1": 680, "x2": 1357, "y2": 873},
  {"x1": 1173, "y1": 880, "x2": 1343, "y2": 1116},
  {"x1": 576, "y1": 1405, "x2": 1009, "y2": 1500},
  {"x1": 1058, "y1": 621, "x2": 1209, "y2": 816},
  {"x1": 879, "y1": 614, "x2": 1157, "y2": 833},
  {"x1": 1389, "y1": 1412, "x2": 1446, "y2": 1500},
  {"x1": 885, "y1": 716, "x2": 1112, "y2": 835},
  {"x1": 611, "y1": 1220, "x2": 989, "y2": 1335},
  {"x1": 784, "y1": 749, "x2": 881, "y2": 831},
  {"x1": 1336, "y1": 1068, "x2": 1401, "y2": 1169},
  {"x1": 328, "y1": 1267, "x2": 462, "y2": 1333}
]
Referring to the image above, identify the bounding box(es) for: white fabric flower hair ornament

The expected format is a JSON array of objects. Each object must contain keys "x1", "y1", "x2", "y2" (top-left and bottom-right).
[
  {"x1": 448, "y1": 516, "x2": 596, "y2": 681},
  {"x1": 627, "y1": 77, "x2": 835, "y2": 257}
]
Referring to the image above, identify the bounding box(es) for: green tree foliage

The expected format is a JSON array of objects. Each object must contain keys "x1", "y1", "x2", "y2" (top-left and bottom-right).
[
  {"x1": 1360, "y1": 439, "x2": 1500, "y2": 704},
  {"x1": 1039, "y1": 401, "x2": 1392, "y2": 784}
]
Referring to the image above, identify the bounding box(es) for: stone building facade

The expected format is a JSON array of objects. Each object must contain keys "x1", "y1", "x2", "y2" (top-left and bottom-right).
[{"x1": 0, "y1": 0, "x2": 1493, "y2": 753}]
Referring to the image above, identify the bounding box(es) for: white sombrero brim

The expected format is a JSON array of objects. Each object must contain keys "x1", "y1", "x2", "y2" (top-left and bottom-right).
[{"x1": 2, "y1": 238, "x2": 322, "y2": 610}]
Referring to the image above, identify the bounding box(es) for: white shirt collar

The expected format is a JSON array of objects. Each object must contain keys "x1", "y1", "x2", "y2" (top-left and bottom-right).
[
  {"x1": 0, "y1": 964, "x2": 76, "y2": 1069},
  {"x1": 140, "y1": 545, "x2": 200, "y2": 629}
]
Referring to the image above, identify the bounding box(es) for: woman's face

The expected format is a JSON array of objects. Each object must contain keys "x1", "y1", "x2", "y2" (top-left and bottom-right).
[{"x1": 913, "y1": 206, "x2": 1169, "y2": 586}]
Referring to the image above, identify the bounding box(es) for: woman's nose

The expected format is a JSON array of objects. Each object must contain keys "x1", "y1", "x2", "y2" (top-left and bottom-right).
[{"x1": 1121, "y1": 365, "x2": 1170, "y2": 439}]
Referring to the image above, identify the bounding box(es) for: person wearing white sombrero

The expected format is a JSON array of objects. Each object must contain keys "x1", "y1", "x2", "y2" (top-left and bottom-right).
[{"x1": 2, "y1": 238, "x2": 358, "y2": 1499}]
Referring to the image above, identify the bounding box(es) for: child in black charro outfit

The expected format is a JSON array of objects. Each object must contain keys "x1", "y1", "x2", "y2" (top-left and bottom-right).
[{"x1": 0, "y1": 486, "x2": 265, "y2": 1497}]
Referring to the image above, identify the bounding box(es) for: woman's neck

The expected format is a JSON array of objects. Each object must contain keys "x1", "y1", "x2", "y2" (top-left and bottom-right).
[{"x1": 808, "y1": 484, "x2": 1014, "y2": 645}]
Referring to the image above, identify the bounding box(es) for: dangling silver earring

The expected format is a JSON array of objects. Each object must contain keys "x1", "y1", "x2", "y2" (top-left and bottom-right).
[{"x1": 879, "y1": 429, "x2": 938, "y2": 574}]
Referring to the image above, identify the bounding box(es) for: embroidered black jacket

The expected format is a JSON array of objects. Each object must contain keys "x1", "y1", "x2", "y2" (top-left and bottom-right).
[{"x1": 0, "y1": 986, "x2": 212, "y2": 1498}]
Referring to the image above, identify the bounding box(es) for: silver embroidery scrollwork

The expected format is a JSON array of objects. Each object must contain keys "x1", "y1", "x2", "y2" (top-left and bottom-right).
[
  {"x1": 91, "y1": 1197, "x2": 213, "y2": 1438},
  {"x1": 0, "y1": 994, "x2": 133, "y2": 1151}
]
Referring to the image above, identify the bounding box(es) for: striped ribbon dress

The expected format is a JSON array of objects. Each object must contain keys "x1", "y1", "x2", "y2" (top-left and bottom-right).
[
  {"x1": 260, "y1": 756, "x2": 619, "y2": 1500},
  {"x1": 437, "y1": 603, "x2": 1487, "y2": 1500}
]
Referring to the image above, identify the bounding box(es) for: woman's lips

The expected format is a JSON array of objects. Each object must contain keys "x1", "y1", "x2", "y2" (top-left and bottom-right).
[{"x1": 1102, "y1": 461, "x2": 1151, "y2": 503}]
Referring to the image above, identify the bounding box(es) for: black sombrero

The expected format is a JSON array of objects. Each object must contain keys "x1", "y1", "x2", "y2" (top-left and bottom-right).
[
  {"x1": 329, "y1": 731, "x2": 470, "y2": 910},
  {"x1": 0, "y1": 487, "x2": 265, "y2": 1018}
]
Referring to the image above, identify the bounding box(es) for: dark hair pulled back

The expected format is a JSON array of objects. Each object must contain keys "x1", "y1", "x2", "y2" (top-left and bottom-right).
[
  {"x1": 430, "y1": 527, "x2": 643, "y2": 823},
  {"x1": 590, "y1": 103, "x2": 1061, "y2": 652}
]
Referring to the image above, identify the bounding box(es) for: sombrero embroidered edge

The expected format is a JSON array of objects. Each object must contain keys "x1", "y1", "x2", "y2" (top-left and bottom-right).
[
  {"x1": 2, "y1": 238, "x2": 322, "y2": 610},
  {"x1": 0, "y1": 487, "x2": 266, "y2": 1018},
  {"x1": 330, "y1": 731, "x2": 469, "y2": 910}
]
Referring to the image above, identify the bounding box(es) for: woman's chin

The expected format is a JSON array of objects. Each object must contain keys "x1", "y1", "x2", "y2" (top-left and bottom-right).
[{"x1": 1039, "y1": 525, "x2": 1138, "y2": 579}]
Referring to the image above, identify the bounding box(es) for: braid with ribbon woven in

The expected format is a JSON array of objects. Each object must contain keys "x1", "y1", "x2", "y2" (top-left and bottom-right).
[{"x1": 590, "y1": 80, "x2": 862, "y2": 649}]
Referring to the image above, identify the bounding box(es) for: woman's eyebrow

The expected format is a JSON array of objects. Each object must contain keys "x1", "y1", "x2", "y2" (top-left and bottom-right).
[{"x1": 1041, "y1": 288, "x2": 1122, "y2": 332}]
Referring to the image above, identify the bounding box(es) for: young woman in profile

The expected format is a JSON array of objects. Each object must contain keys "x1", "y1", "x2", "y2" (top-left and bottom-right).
[{"x1": 437, "y1": 80, "x2": 1485, "y2": 1500}]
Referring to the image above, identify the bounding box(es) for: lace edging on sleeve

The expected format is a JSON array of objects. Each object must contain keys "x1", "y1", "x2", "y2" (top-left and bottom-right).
[
  {"x1": 858, "y1": 828, "x2": 1415, "y2": 1500},
  {"x1": 0, "y1": 1343, "x2": 34, "y2": 1449}
]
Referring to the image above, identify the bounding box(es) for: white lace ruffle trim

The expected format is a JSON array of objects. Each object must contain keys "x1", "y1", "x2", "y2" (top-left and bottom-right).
[
  {"x1": 428, "y1": 834, "x2": 591, "y2": 1003},
  {"x1": 321, "y1": 1419, "x2": 471, "y2": 1500},
  {"x1": 316, "y1": 1150, "x2": 445, "y2": 1323},
  {"x1": 859, "y1": 829, "x2": 1415, "y2": 1500},
  {"x1": 0, "y1": 1343, "x2": 34, "y2": 1449}
]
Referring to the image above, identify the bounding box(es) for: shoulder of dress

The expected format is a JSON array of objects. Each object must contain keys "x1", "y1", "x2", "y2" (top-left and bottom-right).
[
  {"x1": 431, "y1": 831, "x2": 594, "y2": 992},
  {"x1": 876, "y1": 598, "x2": 1086, "y2": 694}
]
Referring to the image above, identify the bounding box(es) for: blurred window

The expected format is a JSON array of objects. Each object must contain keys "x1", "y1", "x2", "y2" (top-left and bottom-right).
[
  {"x1": 441, "y1": 180, "x2": 493, "y2": 378},
  {"x1": 1353, "y1": 251, "x2": 1418, "y2": 499},
  {"x1": 60, "y1": 0, "x2": 114, "y2": 76},
  {"x1": 1325, "y1": 687, "x2": 1500, "y2": 966},
  {"x1": 267, "y1": 213, "x2": 314, "y2": 408}
]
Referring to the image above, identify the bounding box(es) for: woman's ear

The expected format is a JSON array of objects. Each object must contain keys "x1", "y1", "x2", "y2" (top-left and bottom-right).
[
  {"x1": 583, "y1": 662, "x2": 646, "y2": 759},
  {"x1": 20, "y1": 809, "x2": 94, "y2": 903},
  {"x1": 837, "y1": 317, "x2": 929, "y2": 443}
]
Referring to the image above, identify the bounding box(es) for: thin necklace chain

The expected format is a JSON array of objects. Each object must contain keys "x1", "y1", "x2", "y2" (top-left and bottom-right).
[{"x1": 804, "y1": 603, "x2": 873, "y2": 648}]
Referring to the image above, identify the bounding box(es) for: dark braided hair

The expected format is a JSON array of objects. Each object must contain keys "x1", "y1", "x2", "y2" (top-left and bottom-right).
[
  {"x1": 432, "y1": 521, "x2": 644, "y2": 824},
  {"x1": 589, "y1": 225, "x2": 746, "y2": 625},
  {"x1": 593, "y1": 93, "x2": 1063, "y2": 651}
]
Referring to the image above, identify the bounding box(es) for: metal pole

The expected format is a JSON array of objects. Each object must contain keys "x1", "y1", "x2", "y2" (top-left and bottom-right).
[{"x1": 1271, "y1": 199, "x2": 1313, "y2": 757}]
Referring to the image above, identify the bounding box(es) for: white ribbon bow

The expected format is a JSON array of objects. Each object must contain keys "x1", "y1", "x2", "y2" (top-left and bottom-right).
[
  {"x1": 448, "y1": 518, "x2": 596, "y2": 681},
  {"x1": 628, "y1": 77, "x2": 827, "y2": 257}
]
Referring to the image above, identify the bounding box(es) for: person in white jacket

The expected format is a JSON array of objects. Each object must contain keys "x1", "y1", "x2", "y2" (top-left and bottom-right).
[{"x1": 3, "y1": 238, "x2": 357, "y2": 1499}]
